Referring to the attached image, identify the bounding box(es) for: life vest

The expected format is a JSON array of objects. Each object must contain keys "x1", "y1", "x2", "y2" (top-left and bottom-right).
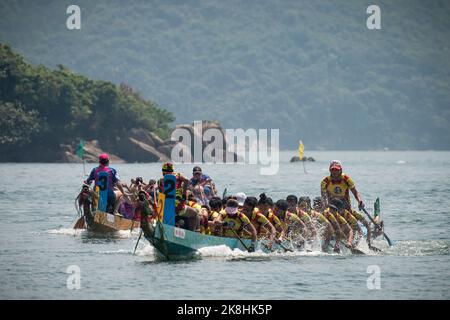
[
  {"x1": 297, "y1": 209, "x2": 312, "y2": 224},
  {"x1": 222, "y1": 212, "x2": 249, "y2": 237},
  {"x1": 250, "y1": 208, "x2": 270, "y2": 235},
  {"x1": 187, "y1": 200, "x2": 202, "y2": 211}
]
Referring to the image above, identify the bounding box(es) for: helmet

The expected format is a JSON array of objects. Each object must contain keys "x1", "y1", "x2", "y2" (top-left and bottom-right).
[
  {"x1": 329, "y1": 160, "x2": 342, "y2": 171},
  {"x1": 99, "y1": 153, "x2": 109, "y2": 165},
  {"x1": 162, "y1": 162, "x2": 174, "y2": 173}
]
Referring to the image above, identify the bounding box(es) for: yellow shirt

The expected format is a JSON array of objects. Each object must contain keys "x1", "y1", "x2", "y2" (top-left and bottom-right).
[
  {"x1": 309, "y1": 209, "x2": 329, "y2": 226},
  {"x1": 249, "y1": 208, "x2": 271, "y2": 235},
  {"x1": 321, "y1": 173, "x2": 355, "y2": 206},
  {"x1": 220, "y1": 211, "x2": 252, "y2": 238},
  {"x1": 297, "y1": 209, "x2": 312, "y2": 224},
  {"x1": 323, "y1": 208, "x2": 340, "y2": 228},
  {"x1": 201, "y1": 210, "x2": 221, "y2": 235},
  {"x1": 340, "y1": 210, "x2": 358, "y2": 228},
  {"x1": 279, "y1": 211, "x2": 302, "y2": 233}
]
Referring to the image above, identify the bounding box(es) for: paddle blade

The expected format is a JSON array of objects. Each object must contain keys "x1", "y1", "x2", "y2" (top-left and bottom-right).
[
  {"x1": 383, "y1": 233, "x2": 394, "y2": 247},
  {"x1": 369, "y1": 245, "x2": 383, "y2": 253},
  {"x1": 351, "y1": 248, "x2": 365, "y2": 255},
  {"x1": 73, "y1": 217, "x2": 85, "y2": 229}
]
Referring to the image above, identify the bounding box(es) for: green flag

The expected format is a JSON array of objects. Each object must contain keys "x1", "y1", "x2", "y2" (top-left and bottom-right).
[
  {"x1": 75, "y1": 139, "x2": 85, "y2": 159},
  {"x1": 374, "y1": 198, "x2": 380, "y2": 217}
]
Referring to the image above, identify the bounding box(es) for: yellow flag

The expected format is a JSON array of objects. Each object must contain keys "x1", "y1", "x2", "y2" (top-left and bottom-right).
[{"x1": 298, "y1": 140, "x2": 304, "y2": 160}]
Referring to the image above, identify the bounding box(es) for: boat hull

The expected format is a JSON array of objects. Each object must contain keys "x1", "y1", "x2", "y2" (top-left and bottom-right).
[
  {"x1": 143, "y1": 221, "x2": 260, "y2": 259},
  {"x1": 86, "y1": 210, "x2": 140, "y2": 232}
]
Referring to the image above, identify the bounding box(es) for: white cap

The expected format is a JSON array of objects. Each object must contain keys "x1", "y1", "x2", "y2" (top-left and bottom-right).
[{"x1": 236, "y1": 192, "x2": 247, "y2": 206}]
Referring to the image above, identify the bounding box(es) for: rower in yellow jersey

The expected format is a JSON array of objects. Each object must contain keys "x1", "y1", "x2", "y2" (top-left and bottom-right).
[
  {"x1": 296, "y1": 197, "x2": 318, "y2": 239},
  {"x1": 273, "y1": 199, "x2": 306, "y2": 238},
  {"x1": 240, "y1": 196, "x2": 277, "y2": 249},
  {"x1": 343, "y1": 206, "x2": 373, "y2": 249},
  {"x1": 299, "y1": 197, "x2": 335, "y2": 252},
  {"x1": 256, "y1": 194, "x2": 285, "y2": 247},
  {"x1": 321, "y1": 160, "x2": 365, "y2": 211},
  {"x1": 324, "y1": 198, "x2": 355, "y2": 251},
  {"x1": 199, "y1": 196, "x2": 222, "y2": 235},
  {"x1": 214, "y1": 199, "x2": 257, "y2": 252}
]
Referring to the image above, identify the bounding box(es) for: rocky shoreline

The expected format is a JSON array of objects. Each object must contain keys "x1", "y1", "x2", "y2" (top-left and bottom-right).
[{"x1": 61, "y1": 120, "x2": 237, "y2": 163}]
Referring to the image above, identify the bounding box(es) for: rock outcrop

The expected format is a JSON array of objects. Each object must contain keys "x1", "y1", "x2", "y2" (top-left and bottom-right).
[
  {"x1": 62, "y1": 121, "x2": 240, "y2": 163},
  {"x1": 290, "y1": 156, "x2": 315, "y2": 162},
  {"x1": 62, "y1": 140, "x2": 125, "y2": 163}
]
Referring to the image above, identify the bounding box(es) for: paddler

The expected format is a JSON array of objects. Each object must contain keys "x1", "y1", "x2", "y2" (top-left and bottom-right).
[
  {"x1": 273, "y1": 199, "x2": 306, "y2": 237},
  {"x1": 286, "y1": 195, "x2": 314, "y2": 239},
  {"x1": 323, "y1": 198, "x2": 355, "y2": 252},
  {"x1": 342, "y1": 204, "x2": 373, "y2": 248},
  {"x1": 214, "y1": 198, "x2": 257, "y2": 252},
  {"x1": 240, "y1": 196, "x2": 277, "y2": 250},
  {"x1": 158, "y1": 162, "x2": 189, "y2": 198},
  {"x1": 321, "y1": 160, "x2": 365, "y2": 211},
  {"x1": 85, "y1": 153, "x2": 126, "y2": 213},
  {"x1": 189, "y1": 166, "x2": 217, "y2": 203},
  {"x1": 158, "y1": 162, "x2": 199, "y2": 231},
  {"x1": 296, "y1": 196, "x2": 317, "y2": 239},
  {"x1": 313, "y1": 196, "x2": 326, "y2": 213},
  {"x1": 199, "y1": 196, "x2": 223, "y2": 235},
  {"x1": 257, "y1": 193, "x2": 285, "y2": 248}
]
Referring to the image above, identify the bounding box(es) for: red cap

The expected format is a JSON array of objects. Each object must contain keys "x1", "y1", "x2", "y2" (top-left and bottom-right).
[
  {"x1": 329, "y1": 160, "x2": 342, "y2": 171},
  {"x1": 99, "y1": 153, "x2": 109, "y2": 162}
]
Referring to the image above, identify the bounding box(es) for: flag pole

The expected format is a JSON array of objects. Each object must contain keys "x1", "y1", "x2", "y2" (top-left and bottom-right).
[{"x1": 83, "y1": 155, "x2": 86, "y2": 176}]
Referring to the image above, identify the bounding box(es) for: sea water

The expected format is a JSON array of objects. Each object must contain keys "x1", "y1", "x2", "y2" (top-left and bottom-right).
[{"x1": 0, "y1": 151, "x2": 449, "y2": 299}]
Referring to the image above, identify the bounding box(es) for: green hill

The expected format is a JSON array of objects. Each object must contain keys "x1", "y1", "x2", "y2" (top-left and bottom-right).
[
  {"x1": 0, "y1": 43, "x2": 173, "y2": 161},
  {"x1": 1, "y1": 0, "x2": 450, "y2": 150}
]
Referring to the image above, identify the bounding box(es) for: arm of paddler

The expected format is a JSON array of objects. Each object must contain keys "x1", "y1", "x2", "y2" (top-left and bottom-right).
[
  {"x1": 178, "y1": 174, "x2": 190, "y2": 198},
  {"x1": 340, "y1": 220, "x2": 354, "y2": 248},
  {"x1": 350, "y1": 186, "x2": 365, "y2": 210},
  {"x1": 271, "y1": 216, "x2": 285, "y2": 243},
  {"x1": 85, "y1": 168, "x2": 95, "y2": 185},
  {"x1": 244, "y1": 222, "x2": 257, "y2": 251},
  {"x1": 302, "y1": 213, "x2": 317, "y2": 238}
]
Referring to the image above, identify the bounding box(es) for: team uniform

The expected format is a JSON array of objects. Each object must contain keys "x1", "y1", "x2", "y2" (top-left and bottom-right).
[
  {"x1": 249, "y1": 208, "x2": 272, "y2": 237},
  {"x1": 220, "y1": 210, "x2": 252, "y2": 238},
  {"x1": 265, "y1": 210, "x2": 284, "y2": 237},
  {"x1": 321, "y1": 173, "x2": 355, "y2": 208},
  {"x1": 278, "y1": 211, "x2": 303, "y2": 235},
  {"x1": 86, "y1": 165, "x2": 120, "y2": 212}
]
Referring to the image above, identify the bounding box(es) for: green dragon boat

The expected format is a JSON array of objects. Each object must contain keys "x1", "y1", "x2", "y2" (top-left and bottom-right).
[{"x1": 141, "y1": 220, "x2": 258, "y2": 259}]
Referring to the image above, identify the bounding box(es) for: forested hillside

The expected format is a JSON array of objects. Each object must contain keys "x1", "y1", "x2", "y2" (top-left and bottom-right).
[
  {"x1": 1, "y1": 0, "x2": 450, "y2": 149},
  {"x1": 0, "y1": 43, "x2": 173, "y2": 161}
]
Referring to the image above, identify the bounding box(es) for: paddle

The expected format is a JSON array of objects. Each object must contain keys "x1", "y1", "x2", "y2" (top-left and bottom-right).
[
  {"x1": 230, "y1": 228, "x2": 253, "y2": 252},
  {"x1": 274, "y1": 239, "x2": 294, "y2": 252},
  {"x1": 369, "y1": 245, "x2": 383, "y2": 253},
  {"x1": 133, "y1": 229, "x2": 143, "y2": 255},
  {"x1": 361, "y1": 207, "x2": 393, "y2": 246},
  {"x1": 341, "y1": 241, "x2": 365, "y2": 255},
  {"x1": 222, "y1": 188, "x2": 227, "y2": 199},
  {"x1": 260, "y1": 240, "x2": 275, "y2": 252}
]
